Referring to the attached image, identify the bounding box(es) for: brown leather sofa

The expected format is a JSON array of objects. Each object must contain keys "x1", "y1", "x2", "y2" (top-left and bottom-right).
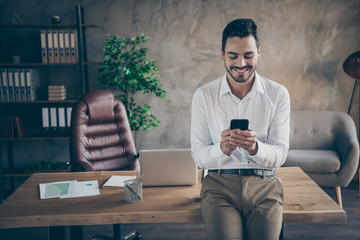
[
  {"x1": 70, "y1": 89, "x2": 139, "y2": 172},
  {"x1": 283, "y1": 110, "x2": 359, "y2": 207}
]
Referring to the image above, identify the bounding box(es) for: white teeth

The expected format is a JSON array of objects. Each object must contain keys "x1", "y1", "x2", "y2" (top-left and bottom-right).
[{"x1": 235, "y1": 68, "x2": 246, "y2": 73}]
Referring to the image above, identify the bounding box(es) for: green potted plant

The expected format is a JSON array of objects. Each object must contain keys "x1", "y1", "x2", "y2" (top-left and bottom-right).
[{"x1": 98, "y1": 33, "x2": 167, "y2": 143}]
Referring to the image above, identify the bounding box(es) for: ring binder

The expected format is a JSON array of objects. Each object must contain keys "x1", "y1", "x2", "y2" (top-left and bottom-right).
[
  {"x1": 42, "y1": 107, "x2": 50, "y2": 135},
  {"x1": 7, "y1": 68, "x2": 14, "y2": 101},
  {"x1": 40, "y1": 30, "x2": 48, "y2": 64},
  {"x1": 47, "y1": 30, "x2": 54, "y2": 64}
]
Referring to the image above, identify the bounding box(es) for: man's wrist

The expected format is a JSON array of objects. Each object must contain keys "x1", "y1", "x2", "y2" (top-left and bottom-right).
[
  {"x1": 220, "y1": 143, "x2": 232, "y2": 156},
  {"x1": 248, "y1": 142, "x2": 258, "y2": 156}
]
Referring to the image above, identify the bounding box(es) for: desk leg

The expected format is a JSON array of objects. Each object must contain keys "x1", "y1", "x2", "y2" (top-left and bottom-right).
[
  {"x1": 279, "y1": 222, "x2": 284, "y2": 240},
  {"x1": 6, "y1": 141, "x2": 15, "y2": 191},
  {"x1": 113, "y1": 224, "x2": 124, "y2": 240},
  {"x1": 70, "y1": 226, "x2": 83, "y2": 240},
  {"x1": 0, "y1": 165, "x2": 3, "y2": 203},
  {"x1": 48, "y1": 226, "x2": 66, "y2": 240}
]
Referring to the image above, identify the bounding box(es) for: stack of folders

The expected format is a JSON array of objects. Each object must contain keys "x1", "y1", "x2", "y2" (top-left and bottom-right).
[
  {"x1": 42, "y1": 104, "x2": 72, "y2": 136},
  {"x1": 0, "y1": 68, "x2": 39, "y2": 102},
  {"x1": 41, "y1": 29, "x2": 78, "y2": 64},
  {"x1": 48, "y1": 85, "x2": 66, "y2": 101}
]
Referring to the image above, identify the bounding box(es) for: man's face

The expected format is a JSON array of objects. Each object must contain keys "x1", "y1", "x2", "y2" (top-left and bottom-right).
[{"x1": 221, "y1": 36, "x2": 260, "y2": 84}]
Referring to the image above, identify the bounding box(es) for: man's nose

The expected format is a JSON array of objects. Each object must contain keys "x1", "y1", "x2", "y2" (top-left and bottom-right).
[{"x1": 237, "y1": 57, "x2": 246, "y2": 67}]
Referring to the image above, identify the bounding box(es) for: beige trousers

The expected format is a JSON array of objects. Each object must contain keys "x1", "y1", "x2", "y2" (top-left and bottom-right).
[{"x1": 201, "y1": 172, "x2": 284, "y2": 240}]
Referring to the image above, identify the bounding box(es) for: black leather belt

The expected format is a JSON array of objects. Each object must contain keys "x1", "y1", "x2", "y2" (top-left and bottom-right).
[{"x1": 208, "y1": 169, "x2": 275, "y2": 177}]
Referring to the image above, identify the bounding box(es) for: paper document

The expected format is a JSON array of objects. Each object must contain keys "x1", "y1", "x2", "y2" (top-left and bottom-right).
[
  {"x1": 39, "y1": 180, "x2": 100, "y2": 199},
  {"x1": 39, "y1": 180, "x2": 77, "y2": 199},
  {"x1": 101, "y1": 175, "x2": 137, "y2": 188},
  {"x1": 61, "y1": 180, "x2": 100, "y2": 198}
]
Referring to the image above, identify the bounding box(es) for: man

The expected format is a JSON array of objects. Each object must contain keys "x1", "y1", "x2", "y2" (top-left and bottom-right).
[{"x1": 191, "y1": 19, "x2": 290, "y2": 240}]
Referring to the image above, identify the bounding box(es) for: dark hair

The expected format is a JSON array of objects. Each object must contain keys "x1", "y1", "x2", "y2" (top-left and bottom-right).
[{"x1": 222, "y1": 19, "x2": 259, "y2": 51}]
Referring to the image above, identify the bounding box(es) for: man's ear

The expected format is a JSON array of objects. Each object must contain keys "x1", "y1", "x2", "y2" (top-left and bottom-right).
[
  {"x1": 221, "y1": 48, "x2": 225, "y2": 60},
  {"x1": 257, "y1": 47, "x2": 261, "y2": 60}
]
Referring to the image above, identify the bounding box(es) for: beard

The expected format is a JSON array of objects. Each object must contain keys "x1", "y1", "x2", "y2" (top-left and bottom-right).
[{"x1": 225, "y1": 64, "x2": 257, "y2": 83}]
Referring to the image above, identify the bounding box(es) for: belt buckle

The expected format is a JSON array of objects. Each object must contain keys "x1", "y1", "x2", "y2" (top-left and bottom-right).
[{"x1": 253, "y1": 169, "x2": 261, "y2": 177}]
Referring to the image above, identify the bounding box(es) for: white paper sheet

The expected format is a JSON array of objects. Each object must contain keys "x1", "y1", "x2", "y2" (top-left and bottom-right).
[
  {"x1": 101, "y1": 175, "x2": 137, "y2": 187},
  {"x1": 39, "y1": 180, "x2": 100, "y2": 199},
  {"x1": 60, "y1": 180, "x2": 100, "y2": 198},
  {"x1": 39, "y1": 180, "x2": 77, "y2": 199}
]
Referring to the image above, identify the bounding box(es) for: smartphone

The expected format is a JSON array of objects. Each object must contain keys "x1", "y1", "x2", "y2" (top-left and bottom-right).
[{"x1": 230, "y1": 119, "x2": 249, "y2": 131}]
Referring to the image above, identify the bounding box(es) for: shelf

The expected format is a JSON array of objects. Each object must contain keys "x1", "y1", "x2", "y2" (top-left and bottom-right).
[
  {"x1": 0, "y1": 100, "x2": 76, "y2": 104},
  {"x1": 0, "y1": 5, "x2": 93, "y2": 198},
  {"x1": 0, "y1": 24, "x2": 99, "y2": 28},
  {"x1": 1, "y1": 168, "x2": 71, "y2": 177},
  {"x1": 2, "y1": 169, "x2": 32, "y2": 177},
  {"x1": 0, "y1": 62, "x2": 101, "y2": 67},
  {"x1": 0, "y1": 136, "x2": 69, "y2": 141}
]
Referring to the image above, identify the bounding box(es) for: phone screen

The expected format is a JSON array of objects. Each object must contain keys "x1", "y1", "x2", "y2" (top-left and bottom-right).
[{"x1": 230, "y1": 119, "x2": 249, "y2": 130}]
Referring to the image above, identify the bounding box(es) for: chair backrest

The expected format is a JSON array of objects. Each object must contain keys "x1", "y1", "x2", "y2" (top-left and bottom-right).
[
  {"x1": 70, "y1": 89, "x2": 139, "y2": 171},
  {"x1": 290, "y1": 110, "x2": 357, "y2": 150}
]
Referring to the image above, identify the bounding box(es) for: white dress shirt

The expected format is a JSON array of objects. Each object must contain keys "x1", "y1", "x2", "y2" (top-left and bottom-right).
[{"x1": 191, "y1": 72, "x2": 290, "y2": 170}]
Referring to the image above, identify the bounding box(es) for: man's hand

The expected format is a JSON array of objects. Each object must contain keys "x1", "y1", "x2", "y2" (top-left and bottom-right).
[
  {"x1": 220, "y1": 129, "x2": 237, "y2": 155},
  {"x1": 220, "y1": 128, "x2": 258, "y2": 156}
]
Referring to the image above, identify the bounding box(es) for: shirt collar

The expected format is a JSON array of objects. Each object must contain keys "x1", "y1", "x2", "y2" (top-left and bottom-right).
[
  {"x1": 219, "y1": 74, "x2": 231, "y2": 96},
  {"x1": 251, "y1": 72, "x2": 265, "y2": 95},
  {"x1": 219, "y1": 72, "x2": 265, "y2": 97}
]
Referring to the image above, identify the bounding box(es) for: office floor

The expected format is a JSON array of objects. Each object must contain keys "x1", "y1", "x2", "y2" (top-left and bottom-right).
[{"x1": 1, "y1": 181, "x2": 360, "y2": 240}]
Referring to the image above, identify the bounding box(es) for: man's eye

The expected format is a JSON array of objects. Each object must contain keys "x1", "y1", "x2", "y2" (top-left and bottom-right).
[
  {"x1": 229, "y1": 56, "x2": 237, "y2": 60},
  {"x1": 244, "y1": 55, "x2": 253, "y2": 59}
]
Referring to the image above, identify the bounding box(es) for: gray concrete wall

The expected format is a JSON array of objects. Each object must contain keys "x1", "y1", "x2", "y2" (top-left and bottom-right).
[{"x1": 1, "y1": 0, "x2": 360, "y2": 168}]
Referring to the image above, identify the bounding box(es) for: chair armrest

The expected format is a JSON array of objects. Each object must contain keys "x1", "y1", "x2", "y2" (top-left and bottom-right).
[{"x1": 334, "y1": 132, "x2": 359, "y2": 186}]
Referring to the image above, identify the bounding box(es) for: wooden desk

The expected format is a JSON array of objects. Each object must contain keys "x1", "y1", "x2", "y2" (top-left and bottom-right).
[{"x1": 0, "y1": 167, "x2": 346, "y2": 236}]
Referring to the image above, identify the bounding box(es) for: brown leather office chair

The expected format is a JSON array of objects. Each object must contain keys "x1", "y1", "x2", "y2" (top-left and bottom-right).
[
  {"x1": 70, "y1": 89, "x2": 139, "y2": 172},
  {"x1": 70, "y1": 89, "x2": 141, "y2": 240}
]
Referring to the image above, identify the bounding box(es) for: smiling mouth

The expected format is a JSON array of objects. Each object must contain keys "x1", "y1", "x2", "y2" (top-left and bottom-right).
[{"x1": 232, "y1": 67, "x2": 250, "y2": 74}]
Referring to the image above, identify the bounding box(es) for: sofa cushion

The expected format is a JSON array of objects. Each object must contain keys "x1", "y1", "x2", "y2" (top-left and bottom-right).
[{"x1": 284, "y1": 149, "x2": 341, "y2": 173}]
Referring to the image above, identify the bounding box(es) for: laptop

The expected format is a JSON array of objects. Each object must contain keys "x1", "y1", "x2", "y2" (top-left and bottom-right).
[{"x1": 139, "y1": 149, "x2": 198, "y2": 187}]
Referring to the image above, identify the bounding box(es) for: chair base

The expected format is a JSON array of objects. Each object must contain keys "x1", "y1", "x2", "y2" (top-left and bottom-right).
[
  {"x1": 91, "y1": 232, "x2": 141, "y2": 240},
  {"x1": 91, "y1": 224, "x2": 141, "y2": 240}
]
